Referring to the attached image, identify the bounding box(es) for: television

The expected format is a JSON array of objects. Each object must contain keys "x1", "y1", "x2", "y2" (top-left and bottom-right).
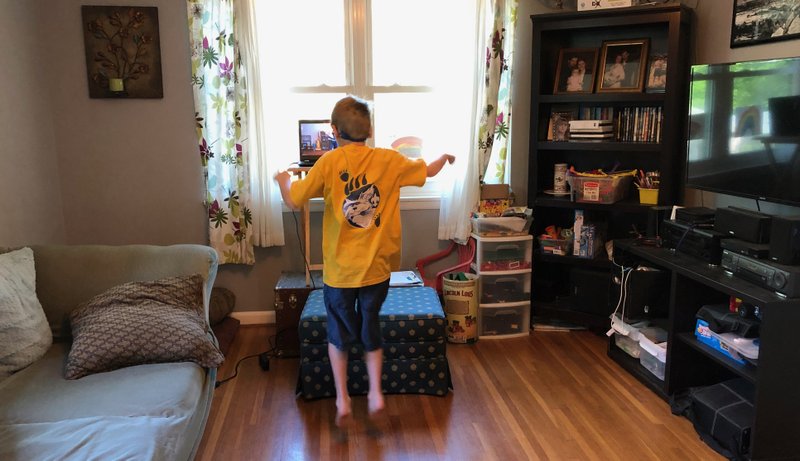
[
  {"x1": 298, "y1": 119, "x2": 336, "y2": 166},
  {"x1": 685, "y1": 56, "x2": 800, "y2": 207}
]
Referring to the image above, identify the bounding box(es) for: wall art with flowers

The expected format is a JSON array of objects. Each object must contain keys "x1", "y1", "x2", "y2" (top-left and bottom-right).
[{"x1": 82, "y1": 5, "x2": 163, "y2": 98}]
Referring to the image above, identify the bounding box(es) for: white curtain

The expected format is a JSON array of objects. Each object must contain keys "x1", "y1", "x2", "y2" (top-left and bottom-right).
[
  {"x1": 234, "y1": 0, "x2": 285, "y2": 247},
  {"x1": 439, "y1": 0, "x2": 518, "y2": 243}
]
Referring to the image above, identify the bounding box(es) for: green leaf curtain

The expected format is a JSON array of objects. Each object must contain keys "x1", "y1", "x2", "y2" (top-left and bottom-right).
[
  {"x1": 478, "y1": 0, "x2": 517, "y2": 183},
  {"x1": 187, "y1": 0, "x2": 254, "y2": 264}
]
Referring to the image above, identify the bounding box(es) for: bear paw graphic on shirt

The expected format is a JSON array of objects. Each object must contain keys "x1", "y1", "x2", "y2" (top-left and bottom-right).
[{"x1": 340, "y1": 170, "x2": 380, "y2": 229}]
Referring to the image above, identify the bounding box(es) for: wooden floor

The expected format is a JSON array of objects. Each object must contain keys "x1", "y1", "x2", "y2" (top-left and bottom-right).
[{"x1": 196, "y1": 326, "x2": 722, "y2": 461}]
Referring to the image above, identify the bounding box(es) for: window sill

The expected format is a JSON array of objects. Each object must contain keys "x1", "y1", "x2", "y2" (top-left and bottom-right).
[{"x1": 282, "y1": 196, "x2": 441, "y2": 213}]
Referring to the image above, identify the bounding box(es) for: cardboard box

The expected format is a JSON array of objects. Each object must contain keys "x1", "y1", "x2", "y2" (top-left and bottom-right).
[
  {"x1": 480, "y1": 184, "x2": 510, "y2": 200},
  {"x1": 572, "y1": 210, "x2": 602, "y2": 258},
  {"x1": 578, "y1": 0, "x2": 633, "y2": 11},
  {"x1": 479, "y1": 184, "x2": 511, "y2": 216}
]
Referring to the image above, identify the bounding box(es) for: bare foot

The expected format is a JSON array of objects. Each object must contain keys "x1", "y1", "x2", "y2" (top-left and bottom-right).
[
  {"x1": 368, "y1": 394, "x2": 386, "y2": 422},
  {"x1": 335, "y1": 398, "x2": 353, "y2": 429},
  {"x1": 335, "y1": 410, "x2": 354, "y2": 429}
]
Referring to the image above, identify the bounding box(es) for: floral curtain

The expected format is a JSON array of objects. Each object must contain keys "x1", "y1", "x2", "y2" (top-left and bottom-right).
[
  {"x1": 187, "y1": 0, "x2": 254, "y2": 264},
  {"x1": 477, "y1": 0, "x2": 517, "y2": 183},
  {"x1": 438, "y1": 0, "x2": 518, "y2": 243}
]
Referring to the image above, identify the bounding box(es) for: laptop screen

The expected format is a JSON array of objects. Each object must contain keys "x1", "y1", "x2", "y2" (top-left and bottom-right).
[{"x1": 298, "y1": 119, "x2": 336, "y2": 165}]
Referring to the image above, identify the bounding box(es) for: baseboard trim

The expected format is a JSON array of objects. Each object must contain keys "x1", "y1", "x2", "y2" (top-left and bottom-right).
[{"x1": 229, "y1": 311, "x2": 275, "y2": 325}]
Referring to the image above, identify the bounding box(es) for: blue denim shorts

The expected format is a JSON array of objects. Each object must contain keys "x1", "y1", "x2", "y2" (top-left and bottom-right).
[{"x1": 323, "y1": 280, "x2": 389, "y2": 352}]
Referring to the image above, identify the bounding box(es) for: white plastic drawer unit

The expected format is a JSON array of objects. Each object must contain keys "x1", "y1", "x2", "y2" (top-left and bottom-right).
[
  {"x1": 478, "y1": 303, "x2": 530, "y2": 338},
  {"x1": 471, "y1": 234, "x2": 533, "y2": 273},
  {"x1": 479, "y1": 272, "x2": 531, "y2": 305}
]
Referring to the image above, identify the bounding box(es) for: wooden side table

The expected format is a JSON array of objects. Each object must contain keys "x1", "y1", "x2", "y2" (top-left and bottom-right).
[{"x1": 274, "y1": 271, "x2": 323, "y2": 358}]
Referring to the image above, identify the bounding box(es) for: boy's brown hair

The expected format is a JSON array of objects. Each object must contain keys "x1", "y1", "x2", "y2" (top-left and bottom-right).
[{"x1": 331, "y1": 96, "x2": 372, "y2": 142}]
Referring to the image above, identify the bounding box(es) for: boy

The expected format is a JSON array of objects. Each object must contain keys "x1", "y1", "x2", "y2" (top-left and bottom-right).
[{"x1": 274, "y1": 96, "x2": 455, "y2": 428}]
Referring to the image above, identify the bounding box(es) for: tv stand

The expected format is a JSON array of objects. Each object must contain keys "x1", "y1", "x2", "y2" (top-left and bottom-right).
[{"x1": 613, "y1": 239, "x2": 800, "y2": 460}]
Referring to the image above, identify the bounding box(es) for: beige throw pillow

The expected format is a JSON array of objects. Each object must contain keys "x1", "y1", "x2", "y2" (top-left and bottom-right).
[
  {"x1": 65, "y1": 274, "x2": 224, "y2": 379},
  {"x1": 0, "y1": 247, "x2": 53, "y2": 379}
]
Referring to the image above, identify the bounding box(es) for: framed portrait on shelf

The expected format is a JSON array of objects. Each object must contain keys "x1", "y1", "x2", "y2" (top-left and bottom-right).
[
  {"x1": 553, "y1": 48, "x2": 598, "y2": 94},
  {"x1": 731, "y1": 0, "x2": 800, "y2": 48},
  {"x1": 548, "y1": 111, "x2": 573, "y2": 142},
  {"x1": 597, "y1": 39, "x2": 649, "y2": 93},
  {"x1": 645, "y1": 54, "x2": 667, "y2": 93}
]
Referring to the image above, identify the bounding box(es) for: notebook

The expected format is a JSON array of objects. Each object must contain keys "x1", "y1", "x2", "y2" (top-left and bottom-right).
[{"x1": 298, "y1": 119, "x2": 336, "y2": 166}]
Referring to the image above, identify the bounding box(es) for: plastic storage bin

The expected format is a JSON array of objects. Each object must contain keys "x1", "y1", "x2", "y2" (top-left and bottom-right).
[
  {"x1": 479, "y1": 272, "x2": 531, "y2": 304},
  {"x1": 475, "y1": 236, "x2": 533, "y2": 271},
  {"x1": 611, "y1": 316, "x2": 649, "y2": 358},
  {"x1": 538, "y1": 237, "x2": 572, "y2": 256},
  {"x1": 568, "y1": 175, "x2": 633, "y2": 204},
  {"x1": 479, "y1": 303, "x2": 530, "y2": 338},
  {"x1": 638, "y1": 326, "x2": 668, "y2": 380},
  {"x1": 471, "y1": 215, "x2": 533, "y2": 236},
  {"x1": 639, "y1": 340, "x2": 667, "y2": 380},
  {"x1": 614, "y1": 334, "x2": 642, "y2": 358}
]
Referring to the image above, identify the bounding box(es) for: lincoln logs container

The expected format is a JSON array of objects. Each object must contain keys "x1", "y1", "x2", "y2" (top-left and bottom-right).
[{"x1": 442, "y1": 273, "x2": 479, "y2": 343}]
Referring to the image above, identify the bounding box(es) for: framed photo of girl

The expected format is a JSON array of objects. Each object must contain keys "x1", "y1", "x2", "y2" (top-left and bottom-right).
[
  {"x1": 553, "y1": 48, "x2": 599, "y2": 94},
  {"x1": 597, "y1": 39, "x2": 649, "y2": 93}
]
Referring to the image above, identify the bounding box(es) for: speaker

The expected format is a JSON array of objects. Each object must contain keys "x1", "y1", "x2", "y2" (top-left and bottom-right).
[
  {"x1": 769, "y1": 215, "x2": 800, "y2": 265},
  {"x1": 714, "y1": 207, "x2": 772, "y2": 244}
]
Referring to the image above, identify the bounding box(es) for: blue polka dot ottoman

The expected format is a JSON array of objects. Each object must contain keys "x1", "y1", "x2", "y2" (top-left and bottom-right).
[{"x1": 296, "y1": 286, "x2": 453, "y2": 400}]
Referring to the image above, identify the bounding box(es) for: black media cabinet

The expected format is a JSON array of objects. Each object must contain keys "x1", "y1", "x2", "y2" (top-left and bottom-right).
[{"x1": 613, "y1": 239, "x2": 800, "y2": 460}]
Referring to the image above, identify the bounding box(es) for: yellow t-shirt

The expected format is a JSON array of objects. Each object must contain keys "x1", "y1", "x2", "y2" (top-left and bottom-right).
[{"x1": 289, "y1": 145, "x2": 427, "y2": 288}]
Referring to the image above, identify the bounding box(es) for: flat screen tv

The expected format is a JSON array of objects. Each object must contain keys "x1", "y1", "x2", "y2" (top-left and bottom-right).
[{"x1": 685, "y1": 56, "x2": 800, "y2": 206}]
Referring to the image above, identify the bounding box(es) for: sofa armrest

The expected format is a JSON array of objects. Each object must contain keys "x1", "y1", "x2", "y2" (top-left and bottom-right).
[{"x1": 30, "y1": 244, "x2": 218, "y2": 342}]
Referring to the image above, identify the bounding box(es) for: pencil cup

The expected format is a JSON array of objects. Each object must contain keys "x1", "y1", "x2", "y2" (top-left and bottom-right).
[{"x1": 639, "y1": 188, "x2": 658, "y2": 205}]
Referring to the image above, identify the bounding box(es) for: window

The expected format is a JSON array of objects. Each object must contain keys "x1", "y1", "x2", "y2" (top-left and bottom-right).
[{"x1": 253, "y1": 0, "x2": 478, "y2": 198}]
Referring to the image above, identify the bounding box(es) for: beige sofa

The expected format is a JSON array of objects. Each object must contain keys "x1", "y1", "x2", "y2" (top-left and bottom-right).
[{"x1": 0, "y1": 244, "x2": 219, "y2": 461}]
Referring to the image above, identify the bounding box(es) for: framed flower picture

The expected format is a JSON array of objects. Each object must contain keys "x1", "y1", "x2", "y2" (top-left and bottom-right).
[
  {"x1": 553, "y1": 48, "x2": 599, "y2": 94},
  {"x1": 597, "y1": 39, "x2": 649, "y2": 93}
]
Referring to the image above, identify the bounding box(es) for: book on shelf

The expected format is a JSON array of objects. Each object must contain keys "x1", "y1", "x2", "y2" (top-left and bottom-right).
[
  {"x1": 615, "y1": 106, "x2": 663, "y2": 143},
  {"x1": 570, "y1": 132, "x2": 614, "y2": 139},
  {"x1": 569, "y1": 119, "x2": 613, "y2": 129},
  {"x1": 570, "y1": 125, "x2": 614, "y2": 133}
]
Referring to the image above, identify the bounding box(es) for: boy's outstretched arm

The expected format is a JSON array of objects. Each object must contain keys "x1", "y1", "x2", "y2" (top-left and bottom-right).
[
  {"x1": 426, "y1": 154, "x2": 456, "y2": 177},
  {"x1": 274, "y1": 170, "x2": 300, "y2": 210}
]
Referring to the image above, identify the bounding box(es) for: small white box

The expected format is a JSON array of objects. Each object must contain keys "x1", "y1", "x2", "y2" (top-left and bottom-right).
[{"x1": 578, "y1": 0, "x2": 633, "y2": 11}]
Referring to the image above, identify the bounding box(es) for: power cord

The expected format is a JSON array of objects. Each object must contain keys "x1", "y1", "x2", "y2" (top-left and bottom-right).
[
  {"x1": 214, "y1": 328, "x2": 289, "y2": 388},
  {"x1": 291, "y1": 210, "x2": 317, "y2": 290}
]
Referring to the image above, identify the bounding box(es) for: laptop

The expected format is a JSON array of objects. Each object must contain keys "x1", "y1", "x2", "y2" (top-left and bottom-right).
[{"x1": 298, "y1": 119, "x2": 336, "y2": 167}]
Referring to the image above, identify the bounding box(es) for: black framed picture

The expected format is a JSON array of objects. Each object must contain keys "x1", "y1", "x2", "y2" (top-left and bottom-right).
[
  {"x1": 645, "y1": 54, "x2": 667, "y2": 93},
  {"x1": 597, "y1": 39, "x2": 649, "y2": 93},
  {"x1": 553, "y1": 48, "x2": 598, "y2": 94},
  {"x1": 731, "y1": 1, "x2": 800, "y2": 48}
]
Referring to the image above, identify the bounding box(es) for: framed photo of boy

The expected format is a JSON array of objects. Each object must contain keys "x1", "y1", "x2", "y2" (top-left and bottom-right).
[
  {"x1": 645, "y1": 54, "x2": 667, "y2": 93},
  {"x1": 597, "y1": 39, "x2": 649, "y2": 93},
  {"x1": 553, "y1": 48, "x2": 598, "y2": 94}
]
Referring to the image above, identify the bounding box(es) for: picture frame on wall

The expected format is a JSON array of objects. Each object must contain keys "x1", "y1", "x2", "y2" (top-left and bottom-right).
[
  {"x1": 645, "y1": 54, "x2": 667, "y2": 93},
  {"x1": 597, "y1": 39, "x2": 649, "y2": 93},
  {"x1": 81, "y1": 5, "x2": 164, "y2": 98},
  {"x1": 731, "y1": 0, "x2": 800, "y2": 48},
  {"x1": 553, "y1": 48, "x2": 599, "y2": 94}
]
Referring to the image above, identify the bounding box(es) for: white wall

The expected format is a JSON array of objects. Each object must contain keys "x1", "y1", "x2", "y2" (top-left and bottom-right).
[
  {"x1": 0, "y1": 1, "x2": 65, "y2": 246},
  {"x1": 40, "y1": 0, "x2": 208, "y2": 246}
]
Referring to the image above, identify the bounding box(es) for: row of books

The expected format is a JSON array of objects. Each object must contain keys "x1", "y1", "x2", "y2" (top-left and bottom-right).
[
  {"x1": 616, "y1": 106, "x2": 663, "y2": 143},
  {"x1": 560, "y1": 106, "x2": 664, "y2": 143}
]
